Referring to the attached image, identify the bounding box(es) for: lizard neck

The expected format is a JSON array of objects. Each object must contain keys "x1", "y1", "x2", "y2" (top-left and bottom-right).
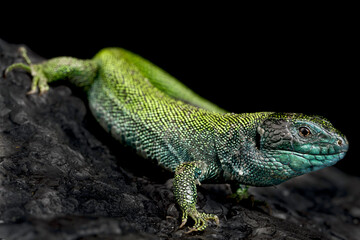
[{"x1": 216, "y1": 112, "x2": 295, "y2": 186}]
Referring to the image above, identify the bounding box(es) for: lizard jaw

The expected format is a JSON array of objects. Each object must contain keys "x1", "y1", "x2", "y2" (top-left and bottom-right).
[{"x1": 264, "y1": 149, "x2": 348, "y2": 175}]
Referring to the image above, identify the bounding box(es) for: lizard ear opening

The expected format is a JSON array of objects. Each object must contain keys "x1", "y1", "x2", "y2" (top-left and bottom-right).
[
  {"x1": 255, "y1": 131, "x2": 261, "y2": 150},
  {"x1": 255, "y1": 126, "x2": 264, "y2": 150}
]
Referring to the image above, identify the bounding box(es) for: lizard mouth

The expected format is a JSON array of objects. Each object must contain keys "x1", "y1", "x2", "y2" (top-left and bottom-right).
[
  {"x1": 266, "y1": 149, "x2": 347, "y2": 159},
  {"x1": 305, "y1": 151, "x2": 347, "y2": 171},
  {"x1": 264, "y1": 149, "x2": 347, "y2": 173},
  {"x1": 290, "y1": 151, "x2": 347, "y2": 160}
]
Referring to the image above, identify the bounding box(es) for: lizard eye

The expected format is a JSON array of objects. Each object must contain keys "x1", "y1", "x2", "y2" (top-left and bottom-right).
[{"x1": 299, "y1": 127, "x2": 311, "y2": 137}]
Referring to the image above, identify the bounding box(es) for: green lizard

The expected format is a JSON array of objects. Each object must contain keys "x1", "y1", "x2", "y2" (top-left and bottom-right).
[{"x1": 5, "y1": 47, "x2": 349, "y2": 233}]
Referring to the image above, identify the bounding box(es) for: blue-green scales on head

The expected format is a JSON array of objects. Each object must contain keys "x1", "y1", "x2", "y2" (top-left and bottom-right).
[{"x1": 6, "y1": 47, "x2": 349, "y2": 233}]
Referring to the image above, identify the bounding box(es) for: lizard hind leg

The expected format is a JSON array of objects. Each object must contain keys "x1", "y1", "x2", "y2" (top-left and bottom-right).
[
  {"x1": 5, "y1": 47, "x2": 32, "y2": 75},
  {"x1": 5, "y1": 47, "x2": 50, "y2": 95},
  {"x1": 4, "y1": 62, "x2": 31, "y2": 77}
]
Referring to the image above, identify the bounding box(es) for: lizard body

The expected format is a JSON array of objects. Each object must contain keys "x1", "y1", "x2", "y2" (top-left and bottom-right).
[{"x1": 6, "y1": 47, "x2": 349, "y2": 232}]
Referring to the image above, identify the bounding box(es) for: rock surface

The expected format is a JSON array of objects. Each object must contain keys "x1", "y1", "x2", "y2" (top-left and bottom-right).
[{"x1": 0, "y1": 39, "x2": 359, "y2": 240}]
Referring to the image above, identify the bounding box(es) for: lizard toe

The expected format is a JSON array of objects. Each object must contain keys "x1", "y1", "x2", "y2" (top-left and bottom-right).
[{"x1": 181, "y1": 207, "x2": 219, "y2": 233}]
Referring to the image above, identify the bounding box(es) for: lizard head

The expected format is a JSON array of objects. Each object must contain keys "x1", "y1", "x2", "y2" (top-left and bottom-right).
[{"x1": 256, "y1": 113, "x2": 348, "y2": 180}]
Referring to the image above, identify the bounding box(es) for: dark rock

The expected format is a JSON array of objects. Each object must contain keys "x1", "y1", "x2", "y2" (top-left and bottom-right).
[{"x1": 0, "y1": 38, "x2": 359, "y2": 239}]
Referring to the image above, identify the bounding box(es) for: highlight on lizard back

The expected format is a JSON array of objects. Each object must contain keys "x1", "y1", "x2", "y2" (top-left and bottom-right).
[{"x1": 6, "y1": 46, "x2": 349, "y2": 233}]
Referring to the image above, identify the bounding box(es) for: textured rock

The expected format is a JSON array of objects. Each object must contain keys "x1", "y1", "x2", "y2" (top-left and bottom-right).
[{"x1": 0, "y1": 39, "x2": 359, "y2": 239}]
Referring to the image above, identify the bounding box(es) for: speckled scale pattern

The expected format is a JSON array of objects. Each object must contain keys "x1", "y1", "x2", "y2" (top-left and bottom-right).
[
  {"x1": 112, "y1": 48, "x2": 227, "y2": 113},
  {"x1": 9, "y1": 47, "x2": 347, "y2": 232}
]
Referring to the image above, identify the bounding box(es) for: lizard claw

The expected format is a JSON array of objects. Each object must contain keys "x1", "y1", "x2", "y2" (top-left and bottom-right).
[
  {"x1": 179, "y1": 207, "x2": 219, "y2": 233},
  {"x1": 5, "y1": 47, "x2": 32, "y2": 77},
  {"x1": 5, "y1": 47, "x2": 49, "y2": 95}
]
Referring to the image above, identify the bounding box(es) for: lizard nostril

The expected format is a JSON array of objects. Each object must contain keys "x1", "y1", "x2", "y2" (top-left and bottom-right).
[{"x1": 337, "y1": 139, "x2": 343, "y2": 146}]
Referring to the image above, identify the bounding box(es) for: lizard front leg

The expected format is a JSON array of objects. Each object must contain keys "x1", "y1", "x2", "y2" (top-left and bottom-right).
[{"x1": 173, "y1": 161, "x2": 219, "y2": 233}]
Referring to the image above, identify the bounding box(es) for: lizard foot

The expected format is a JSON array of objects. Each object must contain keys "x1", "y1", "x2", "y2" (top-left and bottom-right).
[
  {"x1": 228, "y1": 185, "x2": 272, "y2": 214},
  {"x1": 228, "y1": 185, "x2": 253, "y2": 203},
  {"x1": 5, "y1": 47, "x2": 49, "y2": 95},
  {"x1": 179, "y1": 206, "x2": 219, "y2": 233}
]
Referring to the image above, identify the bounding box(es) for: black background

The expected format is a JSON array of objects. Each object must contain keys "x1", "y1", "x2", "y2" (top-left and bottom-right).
[{"x1": 1, "y1": 5, "x2": 357, "y2": 176}]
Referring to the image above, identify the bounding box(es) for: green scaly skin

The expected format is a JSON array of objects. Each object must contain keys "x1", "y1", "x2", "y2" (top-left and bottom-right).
[{"x1": 6, "y1": 47, "x2": 349, "y2": 233}]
